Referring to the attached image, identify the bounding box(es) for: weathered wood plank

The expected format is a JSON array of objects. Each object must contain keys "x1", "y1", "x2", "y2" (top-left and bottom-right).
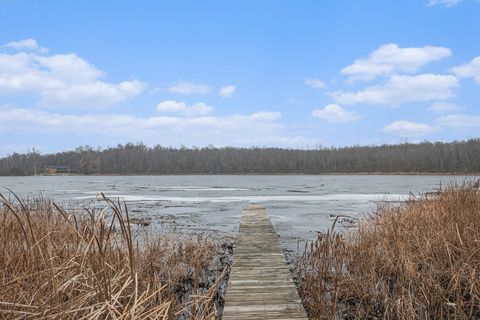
[{"x1": 222, "y1": 205, "x2": 308, "y2": 319}]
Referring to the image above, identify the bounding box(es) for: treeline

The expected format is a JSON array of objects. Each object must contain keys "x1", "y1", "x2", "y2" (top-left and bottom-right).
[{"x1": 1, "y1": 139, "x2": 480, "y2": 175}]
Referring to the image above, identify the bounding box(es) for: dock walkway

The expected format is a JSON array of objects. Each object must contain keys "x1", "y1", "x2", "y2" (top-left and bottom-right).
[{"x1": 222, "y1": 205, "x2": 308, "y2": 319}]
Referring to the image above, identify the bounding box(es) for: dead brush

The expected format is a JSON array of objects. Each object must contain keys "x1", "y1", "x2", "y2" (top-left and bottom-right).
[
  {"x1": 295, "y1": 181, "x2": 480, "y2": 320},
  {"x1": 0, "y1": 192, "x2": 231, "y2": 319}
]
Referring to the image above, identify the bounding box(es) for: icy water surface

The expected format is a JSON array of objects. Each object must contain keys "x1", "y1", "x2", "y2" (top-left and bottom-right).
[{"x1": 0, "y1": 175, "x2": 468, "y2": 253}]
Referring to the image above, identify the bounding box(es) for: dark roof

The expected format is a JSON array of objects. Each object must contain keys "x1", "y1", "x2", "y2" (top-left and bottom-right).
[{"x1": 46, "y1": 165, "x2": 70, "y2": 169}]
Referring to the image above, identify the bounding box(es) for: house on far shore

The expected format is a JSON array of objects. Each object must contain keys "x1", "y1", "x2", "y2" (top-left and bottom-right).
[{"x1": 45, "y1": 165, "x2": 71, "y2": 175}]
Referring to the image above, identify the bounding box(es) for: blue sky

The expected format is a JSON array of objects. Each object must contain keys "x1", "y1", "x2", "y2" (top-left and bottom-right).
[{"x1": 1, "y1": 0, "x2": 480, "y2": 156}]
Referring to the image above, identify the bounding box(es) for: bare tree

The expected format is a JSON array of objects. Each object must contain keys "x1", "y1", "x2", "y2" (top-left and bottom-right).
[{"x1": 1, "y1": 139, "x2": 479, "y2": 175}]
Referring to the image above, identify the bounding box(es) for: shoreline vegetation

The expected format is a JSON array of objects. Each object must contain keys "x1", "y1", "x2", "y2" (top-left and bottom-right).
[
  {"x1": 0, "y1": 193, "x2": 233, "y2": 319},
  {"x1": 295, "y1": 181, "x2": 480, "y2": 319},
  {"x1": 1, "y1": 139, "x2": 480, "y2": 176},
  {"x1": 1, "y1": 182, "x2": 479, "y2": 319}
]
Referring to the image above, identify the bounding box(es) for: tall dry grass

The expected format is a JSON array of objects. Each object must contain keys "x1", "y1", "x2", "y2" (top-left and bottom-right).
[
  {"x1": 0, "y1": 192, "x2": 232, "y2": 319},
  {"x1": 295, "y1": 181, "x2": 480, "y2": 320}
]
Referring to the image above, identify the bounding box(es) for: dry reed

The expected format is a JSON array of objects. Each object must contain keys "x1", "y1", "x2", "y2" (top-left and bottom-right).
[
  {"x1": 0, "y1": 192, "x2": 232, "y2": 319},
  {"x1": 295, "y1": 181, "x2": 480, "y2": 320}
]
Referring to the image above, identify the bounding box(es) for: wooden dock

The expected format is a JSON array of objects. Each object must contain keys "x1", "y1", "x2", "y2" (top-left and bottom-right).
[{"x1": 222, "y1": 205, "x2": 308, "y2": 320}]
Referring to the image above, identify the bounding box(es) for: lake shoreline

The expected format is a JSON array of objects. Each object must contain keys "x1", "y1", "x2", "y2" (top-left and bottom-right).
[{"x1": 3, "y1": 172, "x2": 480, "y2": 177}]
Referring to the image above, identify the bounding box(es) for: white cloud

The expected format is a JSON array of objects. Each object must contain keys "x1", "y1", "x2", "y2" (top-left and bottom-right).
[
  {"x1": 247, "y1": 111, "x2": 282, "y2": 122},
  {"x1": 428, "y1": 101, "x2": 462, "y2": 113},
  {"x1": 2, "y1": 38, "x2": 48, "y2": 53},
  {"x1": 451, "y1": 56, "x2": 480, "y2": 84},
  {"x1": 0, "y1": 42, "x2": 145, "y2": 108},
  {"x1": 427, "y1": 0, "x2": 461, "y2": 7},
  {"x1": 0, "y1": 106, "x2": 314, "y2": 148},
  {"x1": 304, "y1": 78, "x2": 326, "y2": 89},
  {"x1": 34, "y1": 53, "x2": 104, "y2": 82},
  {"x1": 383, "y1": 120, "x2": 434, "y2": 136},
  {"x1": 219, "y1": 85, "x2": 236, "y2": 97},
  {"x1": 168, "y1": 81, "x2": 211, "y2": 95},
  {"x1": 341, "y1": 44, "x2": 452, "y2": 81},
  {"x1": 312, "y1": 104, "x2": 360, "y2": 123},
  {"x1": 157, "y1": 100, "x2": 213, "y2": 116},
  {"x1": 42, "y1": 80, "x2": 145, "y2": 107},
  {"x1": 435, "y1": 114, "x2": 480, "y2": 128},
  {"x1": 331, "y1": 74, "x2": 459, "y2": 106}
]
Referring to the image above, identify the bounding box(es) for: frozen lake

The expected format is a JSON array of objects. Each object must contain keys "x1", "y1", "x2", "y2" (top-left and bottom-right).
[{"x1": 0, "y1": 175, "x2": 469, "y2": 254}]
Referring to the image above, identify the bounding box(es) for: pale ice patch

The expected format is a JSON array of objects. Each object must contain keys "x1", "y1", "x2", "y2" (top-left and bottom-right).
[
  {"x1": 74, "y1": 193, "x2": 410, "y2": 203},
  {"x1": 155, "y1": 185, "x2": 251, "y2": 191},
  {"x1": 82, "y1": 191, "x2": 121, "y2": 194}
]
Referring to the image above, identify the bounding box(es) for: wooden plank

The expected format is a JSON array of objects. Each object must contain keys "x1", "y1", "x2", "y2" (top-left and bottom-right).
[{"x1": 222, "y1": 205, "x2": 308, "y2": 319}]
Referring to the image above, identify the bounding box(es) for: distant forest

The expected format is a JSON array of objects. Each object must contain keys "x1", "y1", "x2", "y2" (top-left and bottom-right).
[{"x1": 1, "y1": 139, "x2": 480, "y2": 176}]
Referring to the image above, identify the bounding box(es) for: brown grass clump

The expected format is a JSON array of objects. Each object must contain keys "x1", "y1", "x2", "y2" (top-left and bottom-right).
[
  {"x1": 0, "y1": 193, "x2": 232, "y2": 319},
  {"x1": 295, "y1": 181, "x2": 480, "y2": 320}
]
